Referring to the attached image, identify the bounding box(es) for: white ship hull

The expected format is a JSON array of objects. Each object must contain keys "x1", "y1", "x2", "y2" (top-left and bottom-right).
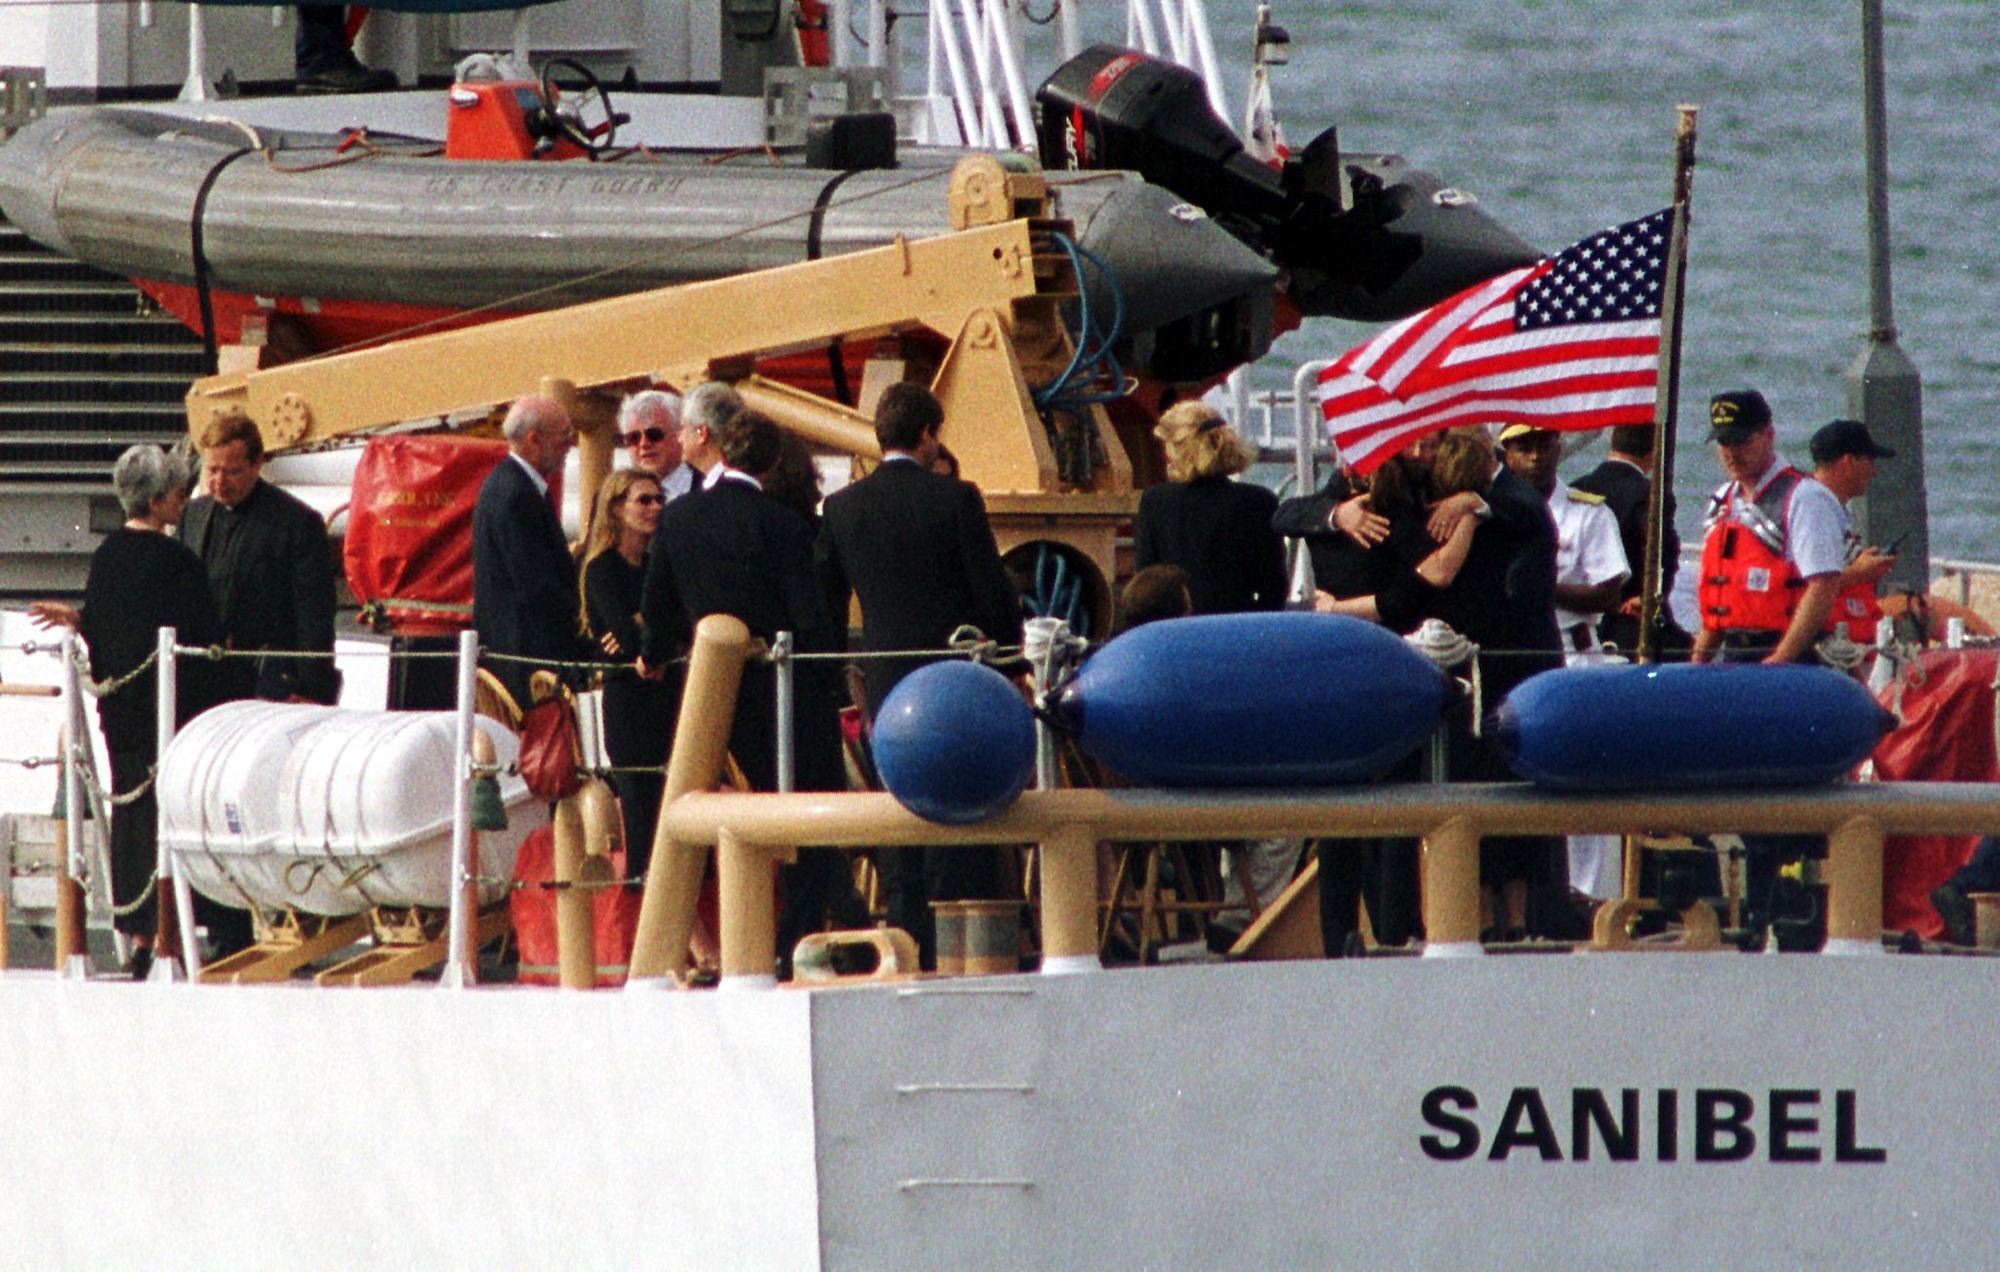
[{"x1": 2, "y1": 954, "x2": 1987, "y2": 1266}]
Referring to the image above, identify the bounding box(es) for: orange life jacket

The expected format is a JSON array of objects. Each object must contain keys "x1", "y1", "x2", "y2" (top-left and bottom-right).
[
  {"x1": 1699, "y1": 468, "x2": 1882, "y2": 638},
  {"x1": 1699, "y1": 468, "x2": 1808, "y2": 633},
  {"x1": 1827, "y1": 555, "x2": 1885, "y2": 641}
]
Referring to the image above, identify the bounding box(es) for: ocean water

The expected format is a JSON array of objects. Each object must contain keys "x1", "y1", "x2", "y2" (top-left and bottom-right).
[{"x1": 1061, "y1": 1, "x2": 1999, "y2": 560}]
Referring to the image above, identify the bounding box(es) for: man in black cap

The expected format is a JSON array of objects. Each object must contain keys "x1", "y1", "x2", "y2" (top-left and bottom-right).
[
  {"x1": 1808, "y1": 419, "x2": 1900, "y2": 640},
  {"x1": 1689, "y1": 390, "x2": 1851, "y2": 667},
  {"x1": 1691, "y1": 393, "x2": 1885, "y2": 946}
]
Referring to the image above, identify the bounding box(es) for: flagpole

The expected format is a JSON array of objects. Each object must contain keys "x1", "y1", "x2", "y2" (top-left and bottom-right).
[{"x1": 1637, "y1": 104, "x2": 1698, "y2": 664}]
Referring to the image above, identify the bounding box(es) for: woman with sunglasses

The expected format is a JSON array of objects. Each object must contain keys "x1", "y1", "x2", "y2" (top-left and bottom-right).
[{"x1": 579, "y1": 469, "x2": 674, "y2": 881}]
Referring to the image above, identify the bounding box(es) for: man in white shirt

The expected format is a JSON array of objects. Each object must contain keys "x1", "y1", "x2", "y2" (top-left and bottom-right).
[{"x1": 1806, "y1": 418, "x2": 1899, "y2": 641}]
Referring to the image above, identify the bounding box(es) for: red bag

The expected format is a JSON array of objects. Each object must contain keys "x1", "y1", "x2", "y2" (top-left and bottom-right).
[
  {"x1": 517, "y1": 696, "x2": 584, "y2": 802},
  {"x1": 343, "y1": 435, "x2": 509, "y2": 635},
  {"x1": 508, "y1": 825, "x2": 642, "y2": 987}
]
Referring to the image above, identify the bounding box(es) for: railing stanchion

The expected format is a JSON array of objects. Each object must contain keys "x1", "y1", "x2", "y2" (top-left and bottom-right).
[
  {"x1": 1038, "y1": 824, "x2": 1099, "y2": 974},
  {"x1": 55, "y1": 632, "x2": 88, "y2": 977},
  {"x1": 1823, "y1": 815, "x2": 1887, "y2": 956},
  {"x1": 773, "y1": 631, "x2": 796, "y2": 794},
  {"x1": 442, "y1": 628, "x2": 480, "y2": 988},
  {"x1": 1421, "y1": 816, "x2": 1483, "y2": 958},
  {"x1": 154, "y1": 625, "x2": 200, "y2": 981},
  {"x1": 716, "y1": 828, "x2": 784, "y2": 990},
  {"x1": 630, "y1": 615, "x2": 754, "y2": 987}
]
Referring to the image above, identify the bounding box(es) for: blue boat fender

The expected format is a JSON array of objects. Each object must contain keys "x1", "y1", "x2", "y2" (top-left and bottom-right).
[
  {"x1": 1489, "y1": 663, "x2": 1896, "y2": 791},
  {"x1": 1049, "y1": 612, "x2": 1447, "y2": 787},
  {"x1": 872, "y1": 661, "x2": 1038, "y2": 824}
]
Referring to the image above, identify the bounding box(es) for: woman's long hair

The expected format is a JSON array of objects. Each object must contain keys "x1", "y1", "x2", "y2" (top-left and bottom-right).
[
  {"x1": 1428, "y1": 428, "x2": 1497, "y2": 498},
  {"x1": 576, "y1": 469, "x2": 663, "y2": 636},
  {"x1": 1152, "y1": 401, "x2": 1254, "y2": 483}
]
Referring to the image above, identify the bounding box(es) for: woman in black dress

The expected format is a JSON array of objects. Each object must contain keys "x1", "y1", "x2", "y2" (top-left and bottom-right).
[
  {"x1": 1134, "y1": 401, "x2": 1288, "y2": 615},
  {"x1": 30, "y1": 445, "x2": 222, "y2": 977},
  {"x1": 578, "y1": 469, "x2": 673, "y2": 878},
  {"x1": 1133, "y1": 402, "x2": 1293, "y2": 941}
]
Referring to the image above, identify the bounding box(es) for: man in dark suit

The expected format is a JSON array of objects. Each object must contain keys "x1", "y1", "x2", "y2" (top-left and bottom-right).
[
  {"x1": 818, "y1": 382, "x2": 1022, "y2": 713},
  {"x1": 177, "y1": 410, "x2": 340, "y2": 956},
  {"x1": 638, "y1": 409, "x2": 842, "y2": 789},
  {"x1": 181, "y1": 411, "x2": 339, "y2": 707},
  {"x1": 638, "y1": 410, "x2": 866, "y2": 966},
  {"x1": 817, "y1": 382, "x2": 1023, "y2": 965},
  {"x1": 1572, "y1": 423, "x2": 1690, "y2": 656},
  {"x1": 472, "y1": 394, "x2": 583, "y2": 707}
]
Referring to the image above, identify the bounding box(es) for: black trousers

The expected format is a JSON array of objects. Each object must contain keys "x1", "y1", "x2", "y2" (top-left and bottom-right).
[
  {"x1": 105, "y1": 747, "x2": 158, "y2": 938},
  {"x1": 1716, "y1": 634, "x2": 1824, "y2": 935},
  {"x1": 1317, "y1": 749, "x2": 1423, "y2": 954}
]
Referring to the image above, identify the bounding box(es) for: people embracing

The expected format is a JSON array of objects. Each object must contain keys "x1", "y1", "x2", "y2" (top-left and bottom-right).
[{"x1": 1278, "y1": 424, "x2": 1564, "y2": 948}]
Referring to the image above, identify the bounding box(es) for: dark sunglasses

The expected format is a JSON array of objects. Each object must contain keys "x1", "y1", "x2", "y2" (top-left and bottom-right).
[
  {"x1": 620, "y1": 427, "x2": 669, "y2": 446},
  {"x1": 627, "y1": 493, "x2": 664, "y2": 506}
]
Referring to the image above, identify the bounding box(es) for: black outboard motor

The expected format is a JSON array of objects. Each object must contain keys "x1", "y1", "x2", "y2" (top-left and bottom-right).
[{"x1": 1037, "y1": 46, "x2": 1539, "y2": 321}]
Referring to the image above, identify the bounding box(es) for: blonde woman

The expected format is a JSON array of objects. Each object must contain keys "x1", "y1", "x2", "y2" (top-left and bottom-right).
[
  {"x1": 1134, "y1": 401, "x2": 1287, "y2": 614},
  {"x1": 578, "y1": 469, "x2": 671, "y2": 879}
]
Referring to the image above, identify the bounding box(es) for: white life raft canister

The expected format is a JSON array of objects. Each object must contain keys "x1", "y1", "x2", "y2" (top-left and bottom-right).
[{"x1": 158, "y1": 701, "x2": 547, "y2": 916}]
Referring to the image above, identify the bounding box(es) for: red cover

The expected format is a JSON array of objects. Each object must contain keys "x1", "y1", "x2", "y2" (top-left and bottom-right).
[
  {"x1": 1870, "y1": 648, "x2": 1998, "y2": 937},
  {"x1": 508, "y1": 824, "x2": 642, "y2": 987},
  {"x1": 343, "y1": 435, "x2": 508, "y2": 635}
]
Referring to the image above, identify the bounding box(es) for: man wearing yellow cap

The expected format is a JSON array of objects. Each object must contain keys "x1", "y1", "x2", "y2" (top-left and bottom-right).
[{"x1": 1497, "y1": 423, "x2": 1629, "y2": 662}]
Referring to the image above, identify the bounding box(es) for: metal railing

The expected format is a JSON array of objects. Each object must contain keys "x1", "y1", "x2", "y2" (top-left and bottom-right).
[{"x1": 827, "y1": 0, "x2": 1229, "y2": 150}]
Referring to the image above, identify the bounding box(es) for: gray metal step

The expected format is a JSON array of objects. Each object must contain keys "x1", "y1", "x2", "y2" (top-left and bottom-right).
[
  {"x1": 0, "y1": 313, "x2": 207, "y2": 346},
  {"x1": 0, "y1": 343, "x2": 208, "y2": 375},
  {"x1": 0, "y1": 401, "x2": 187, "y2": 420},
  {"x1": 0, "y1": 371, "x2": 193, "y2": 405},
  {"x1": 0, "y1": 251, "x2": 103, "y2": 284},
  {"x1": 0, "y1": 280, "x2": 150, "y2": 316}
]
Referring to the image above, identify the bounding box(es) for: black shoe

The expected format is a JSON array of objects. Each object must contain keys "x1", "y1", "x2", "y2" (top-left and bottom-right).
[
  {"x1": 1932, "y1": 882, "x2": 1975, "y2": 946},
  {"x1": 297, "y1": 58, "x2": 398, "y2": 95},
  {"x1": 127, "y1": 946, "x2": 153, "y2": 981}
]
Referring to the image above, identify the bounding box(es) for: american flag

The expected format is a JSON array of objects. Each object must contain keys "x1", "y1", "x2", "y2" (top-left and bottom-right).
[{"x1": 1318, "y1": 207, "x2": 1674, "y2": 474}]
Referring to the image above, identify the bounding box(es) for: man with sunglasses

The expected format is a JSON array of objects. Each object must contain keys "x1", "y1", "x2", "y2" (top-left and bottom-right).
[{"x1": 617, "y1": 389, "x2": 695, "y2": 502}]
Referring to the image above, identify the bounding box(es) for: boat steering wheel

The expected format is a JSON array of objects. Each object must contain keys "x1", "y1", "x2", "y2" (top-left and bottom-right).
[{"x1": 539, "y1": 57, "x2": 624, "y2": 157}]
